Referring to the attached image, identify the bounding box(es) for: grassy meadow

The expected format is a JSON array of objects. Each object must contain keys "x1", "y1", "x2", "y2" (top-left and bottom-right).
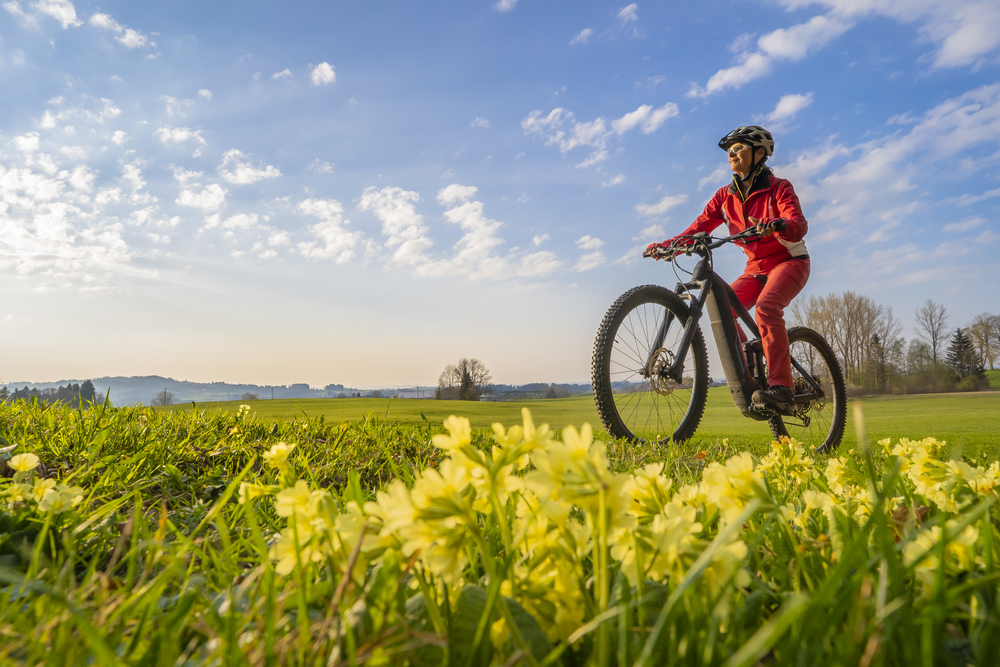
[
  {"x1": 165, "y1": 388, "x2": 1000, "y2": 457},
  {"x1": 0, "y1": 388, "x2": 998, "y2": 665}
]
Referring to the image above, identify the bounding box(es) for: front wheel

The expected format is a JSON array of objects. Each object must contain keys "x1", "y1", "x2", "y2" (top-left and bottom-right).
[
  {"x1": 592, "y1": 285, "x2": 709, "y2": 443},
  {"x1": 768, "y1": 327, "x2": 847, "y2": 453}
]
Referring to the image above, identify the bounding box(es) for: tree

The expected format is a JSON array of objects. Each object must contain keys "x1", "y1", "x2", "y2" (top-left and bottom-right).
[
  {"x1": 437, "y1": 358, "x2": 492, "y2": 400},
  {"x1": 968, "y1": 313, "x2": 998, "y2": 370},
  {"x1": 946, "y1": 328, "x2": 984, "y2": 380},
  {"x1": 151, "y1": 389, "x2": 175, "y2": 406},
  {"x1": 914, "y1": 299, "x2": 948, "y2": 391},
  {"x1": 241, "y1": 392, "x2": 260, "y2": 400},
  {"x1": 80, "y1": 380, "x2": 97, "y2": 404}
]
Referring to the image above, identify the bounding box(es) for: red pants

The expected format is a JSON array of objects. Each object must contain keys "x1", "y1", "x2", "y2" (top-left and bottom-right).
[{"x1": 731, "y1": 259, "x2": 810, "y2": 389}]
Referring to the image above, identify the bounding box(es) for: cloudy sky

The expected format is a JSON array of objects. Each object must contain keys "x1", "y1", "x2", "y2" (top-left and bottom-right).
[{"x1": 1, "y1": 0, "x2": 998, "y2": 388}]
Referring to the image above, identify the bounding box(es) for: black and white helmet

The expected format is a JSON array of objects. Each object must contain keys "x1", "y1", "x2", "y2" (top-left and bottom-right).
[{"x1": 718, "y1": 125, "x2": 774, "y2": 157}]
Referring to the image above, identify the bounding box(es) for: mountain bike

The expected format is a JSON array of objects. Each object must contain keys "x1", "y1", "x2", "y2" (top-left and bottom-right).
[{"x1": 591, "y1": 224, "x2": 846, "y2": 453}]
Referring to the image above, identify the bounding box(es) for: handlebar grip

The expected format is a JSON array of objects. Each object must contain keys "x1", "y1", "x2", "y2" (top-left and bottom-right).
[{"x1": 773, "y1": 219, "x2": 787, "y2": 232}]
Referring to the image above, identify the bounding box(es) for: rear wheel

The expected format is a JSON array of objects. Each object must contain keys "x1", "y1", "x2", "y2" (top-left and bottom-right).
[
  {"x1": 768, "y1": 327, "x2": 846, "y2": 453},
  {"x1": 592, "y1": 285, "x2": 709, "y2": 443}
]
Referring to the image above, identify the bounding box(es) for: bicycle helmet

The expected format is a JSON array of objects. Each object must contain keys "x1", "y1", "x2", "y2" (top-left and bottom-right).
[{"x1": 718, "y1": 125, "x2": 774, "y2": 157}]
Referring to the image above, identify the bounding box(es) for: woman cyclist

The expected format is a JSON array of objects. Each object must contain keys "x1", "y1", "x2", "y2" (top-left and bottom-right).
[{"x1": 646, "y1": 125, "x2": 810, "y2": 411}]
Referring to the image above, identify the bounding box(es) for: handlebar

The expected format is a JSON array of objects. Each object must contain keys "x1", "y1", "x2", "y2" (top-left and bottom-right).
[{"x1": 643, "y1": 219, "x2": 787, "y2": 261}]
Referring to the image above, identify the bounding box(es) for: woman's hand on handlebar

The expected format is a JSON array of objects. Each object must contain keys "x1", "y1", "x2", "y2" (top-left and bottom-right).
[{"x1": 749, "y1": 216, "x2": 787, "y2": 237}]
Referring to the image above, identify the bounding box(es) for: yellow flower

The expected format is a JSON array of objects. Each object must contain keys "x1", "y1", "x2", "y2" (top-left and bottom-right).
[
  {"x1": 263, "y1": 442, "x2": 295, "y2": 472},
  {"x1": 31, "y1": 478, "x2": 56, "y2": 503},
  {"x1": 238, "y1": 482, "x2": 270, "y2": 505},
  {"x1": 275, "y1": 480, "x2": 320, "y2": 520},
  {"x1": 8, "y1": 453, "x2": 39, "y2": 473},
  {"x1": 237, "y1": 404, "x2": 251, "y2": 418},
  {"x1": 490, "y1": 617, "x2": 510, "y2": 649},
  {"x1": 38, "y1": 483, "x2": 84, "y2": 514},
  {"x1": 432, "y1": 415, "x2": 471, "y2": 452}
]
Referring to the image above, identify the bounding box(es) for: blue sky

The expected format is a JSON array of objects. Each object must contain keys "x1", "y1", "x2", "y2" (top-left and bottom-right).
[{"x1": 1, "y1": 0, "x2": 998, "y2": 387}]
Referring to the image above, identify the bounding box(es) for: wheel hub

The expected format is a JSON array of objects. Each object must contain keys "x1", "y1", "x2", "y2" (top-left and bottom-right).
[{"x1": 647, "y1": 348, "x2": 679, "y2": 396}]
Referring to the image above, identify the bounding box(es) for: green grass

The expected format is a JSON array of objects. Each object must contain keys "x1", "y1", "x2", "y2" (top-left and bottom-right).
[
  {"x1": 2, "y1": 396, "x2": 999, "y2": 665},
  {"x1": 986, "y1": 369, "x2": 1000, "y2": 390},
  {"x1": 166, "y1": 388, "x2": 1000, "y2": 457}
]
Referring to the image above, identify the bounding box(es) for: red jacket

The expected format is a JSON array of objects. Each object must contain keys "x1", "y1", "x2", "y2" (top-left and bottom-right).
[{"x1": 677, "y1": 168, "x2": 809, "y2": 274}]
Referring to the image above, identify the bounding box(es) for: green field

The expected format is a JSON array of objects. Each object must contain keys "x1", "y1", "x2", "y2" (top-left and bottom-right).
[
  {"x1": 166, "y1": 387, "x2": 1000, "y2": 456},
  {"x1": 988, "y1": 368, "x2": 1000, "y2": 389}
]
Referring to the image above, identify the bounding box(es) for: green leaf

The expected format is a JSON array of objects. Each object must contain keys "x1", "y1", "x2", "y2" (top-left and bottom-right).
[
  {"x1": 405, "y1": 593, "x2": 445, "y2": 666},
  {"x1": 503, "y1": 596, "x2": 553, "y2": 661},
  {"x1": 451, "y1": 585, "x2": 494, "y2": 667}
]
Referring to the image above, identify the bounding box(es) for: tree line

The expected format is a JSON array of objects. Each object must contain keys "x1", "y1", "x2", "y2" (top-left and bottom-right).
[
  {"x1": 1, "y1": 381, "x2": 100, "y2": 406},
  {"x1": 791, "y1": 293, "x2": 997, "y2": 395}
]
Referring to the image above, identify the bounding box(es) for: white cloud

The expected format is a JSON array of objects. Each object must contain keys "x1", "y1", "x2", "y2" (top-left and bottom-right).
[
  {"x1": 310, "y1": 62, "x2": 336, "y2": 86},
  {"x1": 68, "y1": 164, "x2": 95, "y2": 192},
  {"x1": 617, "y1": 4, "x2": 638, "y2": 23},
  {"x1": 117, "y1": 28, "x2": 148, "y2": 49},
  {"x1": 3, "y1": 1, "x2": 33, "y2": 23},
  {"x1": 943, "y1": 217, "x2": 985, "y2": 233},
  {"x1": 177, "y1": 183, "x2": 227, "y2": 212},
  {"x1": 575, "y1": 235, "x2": 605, "y2": 250},
  {"x1": 121, "y1": 162, "x2": 145, "y2": 191},
  {"x1": 203, "y1": 212, "x2": 259, "y2": 230},
  {"x1": 407, "y1": 184, "x2": 564, "y2": 280},
  {"x1": 297, "y1": 198, "x2": 362, "y2": 263},
  {"x1": 762, "y1": 92, "x2": 814, "y2": 126},
  {"x1": 775, "y1": 83, "x2": 1000, "y2": 243},
  {"x1": 39, "y1": 97, "x2": 120, "y2": 128},
  {"x1": 89, "y1": 10, "x2": 151, "y2": 48},
  {"x1": 161, "y1": 95, "x2": 194, "y2": 117},
  {"x1": 570, "y1": 28, "x2": 593, "y2": 45},
  {"x1": 688, "y1": 15, "x2": 852, "y2": 97},
  {"x1": 575, "y1": 251, "x2": 605, "y2": 272},
  {"x1": 34, "y1": 0, "x2": 80, "y2": 28},
  {"x1": 89, "y1": 12, "x2": 119, "y2": 31},
  {"x1": 358, "y1": 186, "x2": 433, "y2": 266},
  {"x1": 948, "y1": 187, "x2": 1000, "y2": 207},
  {"x1": 634, "y1": 223, "x2": 667, "y2": 241},
  {"x1": 13, "y1": 132, "x2": 39, "y2": 152},
  {"x1": 635, "y1": 193, "x2": 688, "y2": 217},
  {"x1": 147, "y1": 233, "x2": 170, "y2": 244},
  {"x1": 268, "y1": 232, "x2": 290, "y2": 246},
  {"x1": 524, "y1": 102, "x2": 678, "y2": 167},
  {"x1": 471, "y1": 117, "x2": 490, "y2": 129},
  {"x1": 698, "y1": 164, "x2": 731, "y2": 191},
  {"x1": 172, "y1": 167, "x2": 203, "y2": 185},
  {"x1": 94, "y1": 187, "x2": 121, "y2": 205},
  {"x1": 778, "y1": 0, "x2": 1000, "y2": 69},
  {"x1": 155, "y1": 126, "x2": 206, "y2": 146},
  {"x1": 111, "y1": 130, "x2": 127, "y2": 145},
  {"x1": 494, "y1": 0, "x2": 517, "y2": 12},
  {"x1": 198, "y1": 89, "x2": 212, "y2": 100},
  {"x1": 532, "y1": 233, "x2": 550, "y2": 246},
  {"x1": 309, "y1": 159, "x2": 334, "y2": 173},
  {"x1": 272, "y1": 69, "x2": 293, "y2": 80},
  {"x1": 611, "y1": 102, "x2": 679, "y2": 135},
  {"x1": 217, "y1": 149, "x2": 281, "y2": 185},
  {"x1": 602, "y1": 174, "x2": 626, "y2": 187}
]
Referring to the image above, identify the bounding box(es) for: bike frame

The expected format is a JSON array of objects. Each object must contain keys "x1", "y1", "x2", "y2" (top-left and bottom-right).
[{"x1": 644, "y1": 246, "x2": 823, "y2": 421}]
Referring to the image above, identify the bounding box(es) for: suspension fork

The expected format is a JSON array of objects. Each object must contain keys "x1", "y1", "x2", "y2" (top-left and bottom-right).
[{"x1": 641, "y1": 282, "x2": 687, "y2": 374}]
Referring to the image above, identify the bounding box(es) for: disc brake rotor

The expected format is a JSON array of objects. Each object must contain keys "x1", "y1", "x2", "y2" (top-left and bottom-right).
[{"x1": 647, "y1": 348, "x2": 679, "y2": 396}]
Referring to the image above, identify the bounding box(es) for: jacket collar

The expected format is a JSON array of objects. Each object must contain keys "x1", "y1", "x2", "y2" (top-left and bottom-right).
[{"x1": 727, "y1": 166, "x2": 774, "y2": 198}]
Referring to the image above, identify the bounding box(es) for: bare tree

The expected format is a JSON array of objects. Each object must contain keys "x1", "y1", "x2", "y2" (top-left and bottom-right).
[
  {"x1": 151, "y1": 389, "x2": 175, "y2": 406},
  {"x1": 967, "y1": 314, "x2": 997, "y2": 370},
  {"x1": 791, "y1": 291, "x2": 903, "y2": 393},
  {"x1": 437, "y1": 358, "x2": 492, "y2": 400},
  {"x1": 241, "y1": 392, "x2": 260, "y2": 400},
  {"x1": 914, "y1": 300, "x2": 949, "y2": 392}
]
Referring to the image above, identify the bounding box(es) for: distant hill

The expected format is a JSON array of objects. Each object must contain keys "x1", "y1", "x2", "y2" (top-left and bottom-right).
[{"x1": 3, "y1": 376, "x2": 353, "y2": 406}]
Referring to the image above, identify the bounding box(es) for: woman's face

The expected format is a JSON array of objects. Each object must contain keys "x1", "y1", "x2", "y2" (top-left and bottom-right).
[{"x1": 727, "y1": 142, "x2": 758, "y2": 177}]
